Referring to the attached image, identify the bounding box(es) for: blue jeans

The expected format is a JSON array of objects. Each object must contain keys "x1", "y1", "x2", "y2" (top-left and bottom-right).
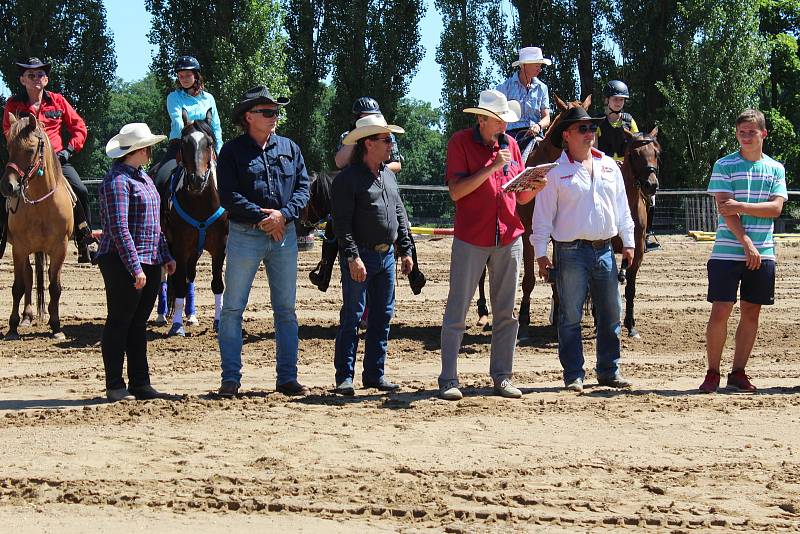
[
  {"x1": 218, "y1": 221, "x2": 299, "y2": 386},
  {"x1": 334, "y1": 246, "x2": 396, "y2": 384},
  {"x1": 554, "y1": 241, "x2": 621, "y2": 384}
]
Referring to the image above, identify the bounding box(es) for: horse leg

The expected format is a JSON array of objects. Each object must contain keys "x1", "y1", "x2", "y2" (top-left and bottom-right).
[
  {"x1": 47, "y1": 246, "x2": 67, "y2": 340},
  {"x1": 155, "y1": 266, "x2": 168, "y2": 326},
  {"x1": 211, "y1": 249, "x2": 225, "y2": 332},
  {"x1": 624, "y1": 261, "x2": 642, "y2": 338},
  {"x1": 168, "y1": 261, "x2": 188, "y2": 337},
  {"x1": 185, "y1": 258, "x2": 198, "y2": 325},
  {"x1": 6, "y1": 255, "x2": 27, "y2": 340},
  {"x1": 476, "y1": 266, "x2": 489, "y2": 327},
  {"x1": 519, "y1": 237, "x2": 536, "y2": 328}
]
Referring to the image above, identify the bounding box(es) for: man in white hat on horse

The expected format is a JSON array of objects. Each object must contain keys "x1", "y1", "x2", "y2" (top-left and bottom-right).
[
  {"x1": 495, "y1": 46, "x2": 553, "y2": 153},
  {"x1": 438, "y1": 89, "x2": 546, "y2": 401}
]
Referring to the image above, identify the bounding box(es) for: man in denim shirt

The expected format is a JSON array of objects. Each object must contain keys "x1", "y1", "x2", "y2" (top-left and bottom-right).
[{"x1": 216, "y1": 86, "x2": 310, "y2": 398}]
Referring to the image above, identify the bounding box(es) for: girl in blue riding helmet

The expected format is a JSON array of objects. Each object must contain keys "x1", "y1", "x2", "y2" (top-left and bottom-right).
[{"x1": 154, "y1": 55, "x2": 224, "y2": 327}]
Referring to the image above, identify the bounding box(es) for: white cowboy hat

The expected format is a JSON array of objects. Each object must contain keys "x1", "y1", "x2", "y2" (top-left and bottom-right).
[
  {"x1": 341, "y1": 114, "x2": 405, "y2": 145},
  {"x1": 463, "y1": 90, "x2": 521, "y2": 123},
  {"x1": 106, "y1": 123, "x2": 167, "y2": 159},
  {"x1": 512, "y1": 46, "x2": 552, "y2": 67}
]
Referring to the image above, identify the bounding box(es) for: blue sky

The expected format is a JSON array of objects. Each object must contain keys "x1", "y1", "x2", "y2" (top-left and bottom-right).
[{"x1": 105, "y1": 0, "x2": 444, "y2": 106}]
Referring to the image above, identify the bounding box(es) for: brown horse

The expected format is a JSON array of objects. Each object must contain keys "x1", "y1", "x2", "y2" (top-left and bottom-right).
[
  {"x1": 611, "y1": 128, "x2": 660, "y2": 338},
  {"x1": 475, "y1": 95, "x2": 592, "y2": 329},
  {"x1": 0, "y1": 114, "x2": 73, "y2": 340},
  {"x1": 162, "y1": 109, "x2": 228, "y2": 336}
]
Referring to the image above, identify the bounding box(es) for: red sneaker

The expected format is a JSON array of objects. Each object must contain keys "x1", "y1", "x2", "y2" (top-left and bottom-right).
[
  {"x1": 726, "y1": 369, "x2": 757, "y2": 392},
  {"x1": 698, "y1": 369, "x2": 720, "y2": 393}
]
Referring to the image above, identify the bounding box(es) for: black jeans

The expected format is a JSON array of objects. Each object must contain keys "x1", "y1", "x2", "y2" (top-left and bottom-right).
[
  {"x1": 62, "y1": 163, "x2": 91, "y2": 228},
  {"x1": 98, "y1": 253, "x2": 161, "y2": 390}
]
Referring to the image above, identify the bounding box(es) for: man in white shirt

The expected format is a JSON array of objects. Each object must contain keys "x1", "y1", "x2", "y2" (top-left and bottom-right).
[{"x1": 532, "y1": 107, "x2": 635, "y2": 392}]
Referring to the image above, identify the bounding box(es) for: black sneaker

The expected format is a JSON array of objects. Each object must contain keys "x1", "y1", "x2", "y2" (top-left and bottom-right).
[
  {"x1": 129, "y1": 384, "x2": 163, "y2": 400},
  {"x1": 218, "y1": 381, "x2": 239, "y2": 398},
  {"x1": 276, "y1": 380, "x2": 310, "y2": 396}
]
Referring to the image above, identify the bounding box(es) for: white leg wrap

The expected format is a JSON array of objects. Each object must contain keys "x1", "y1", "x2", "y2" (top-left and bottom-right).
[
  {"x1": 172, "y1": 298, "x2": 185, "y2": 325},
  {"x1": 214, "y1": 293, "x2": 223, "y2": 321}
]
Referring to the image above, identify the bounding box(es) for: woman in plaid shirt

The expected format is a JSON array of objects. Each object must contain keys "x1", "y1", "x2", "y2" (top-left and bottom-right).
[{"x1": 97, "y1": 123, "x2": 176, "y2": 402}]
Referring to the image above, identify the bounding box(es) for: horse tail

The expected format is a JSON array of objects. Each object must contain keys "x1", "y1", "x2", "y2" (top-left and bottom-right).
[{"x1": 35, "y1": 252, "x2": 47, "y2": 320}]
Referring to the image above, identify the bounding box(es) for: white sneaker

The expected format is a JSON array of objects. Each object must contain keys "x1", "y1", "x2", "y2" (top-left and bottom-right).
[
  {"x1": 494, "y1": 379, "x2": 522, "y2": 398},
  {"x1": 186, "y1": 314, "x2": 199, "y2": 326},
  {"x1": 439, "y1": 380, "x2": 463, "y2": 401}
]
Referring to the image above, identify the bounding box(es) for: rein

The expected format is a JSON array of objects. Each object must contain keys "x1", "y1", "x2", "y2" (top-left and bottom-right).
[{"x1": 169, "y1": 163, "x2": 225, "y2": 256}]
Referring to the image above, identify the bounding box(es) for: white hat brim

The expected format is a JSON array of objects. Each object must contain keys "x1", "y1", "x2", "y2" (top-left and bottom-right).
[
  {"x1": 342, "y1": 124, "x2": 404, "y2": 145},
  {"x1": 512, "y1": 58, "x2": 552, "y2": 67},
  {"x1": 106, "y1": 134, "x2": 167, "y2": 159},
  {"x1": 463, "y1": 103, "x2": 521, "y2": 124}
]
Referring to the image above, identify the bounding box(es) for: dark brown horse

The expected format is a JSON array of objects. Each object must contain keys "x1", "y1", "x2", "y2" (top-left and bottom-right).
[
  {"x1": 611, "y1": 128, "x2": 660, "y2": 338},
  {"x1": 475, "y1": 95, "x2": 592, "y2": 329},
  {"x1": 162, "y1": 109, "x2": 228, "y2": 335},
  {"x1": 0, "y1": 113, "x2": 73, "y2": 340}
]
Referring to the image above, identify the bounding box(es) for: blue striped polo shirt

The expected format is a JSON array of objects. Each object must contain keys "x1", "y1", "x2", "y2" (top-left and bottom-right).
[{"x1": 707, "y1": 152, "x2": 787, "y2": 261}]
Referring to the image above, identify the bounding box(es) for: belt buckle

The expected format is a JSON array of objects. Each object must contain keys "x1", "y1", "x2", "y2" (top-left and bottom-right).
[{"x1": 374, "y1": 243, "x2": 390, "y2": 253}]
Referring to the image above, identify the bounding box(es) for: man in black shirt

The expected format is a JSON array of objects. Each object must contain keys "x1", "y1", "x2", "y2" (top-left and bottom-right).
[{"x1": 330, "y1": 114, "x2": 413, "y2": 395}]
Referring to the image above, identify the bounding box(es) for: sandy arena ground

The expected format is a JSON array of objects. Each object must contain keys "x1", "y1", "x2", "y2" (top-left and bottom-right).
[{"x1": 0, "y1": 235, "x2": 798, "y2": 532}]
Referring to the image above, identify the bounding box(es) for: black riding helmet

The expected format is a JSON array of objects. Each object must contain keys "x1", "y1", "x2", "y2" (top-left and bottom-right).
[
  {"x1": 352, "y1": 96, "x2": 381, "y2": 116},
  {"x1": 174, "y1": 55, "x2": 201, "y2": 72},
  {"x1": 603, "y1": 80, "x2": 629, "y2": 99}
]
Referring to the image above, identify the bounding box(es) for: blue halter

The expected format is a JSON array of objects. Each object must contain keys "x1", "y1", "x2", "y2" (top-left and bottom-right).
[{"x1": 170, "y1": 167, "x2": 225, "y2": 255}]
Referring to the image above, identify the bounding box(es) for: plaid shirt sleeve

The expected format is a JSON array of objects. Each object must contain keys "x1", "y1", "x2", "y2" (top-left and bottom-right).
[{"x1": 101, "y1": 174, "x2": 143, "y2": 277}]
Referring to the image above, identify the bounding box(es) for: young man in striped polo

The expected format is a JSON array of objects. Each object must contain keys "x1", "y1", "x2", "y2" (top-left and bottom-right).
[{"x1": 701, "y1": 109, "x2": 787, "y2": 393}]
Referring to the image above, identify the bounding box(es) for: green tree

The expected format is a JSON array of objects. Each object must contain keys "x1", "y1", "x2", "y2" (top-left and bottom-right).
[
  {"x1": 282, "y1": 0, "x2": 334, "y2": 171},
  {"x1": 82, "y1": 74, "x2": 166, "y2": 178},
  {"x1": 655, "y1": 1, "x2": 768, "y2": 186},
  {"x1": 436, "y1": 0, "x2": 492, "y2": 137},
  {"x1": 146, "y1": 0, "x2": 288, "y2": 141},
  {"x1": 0, "y1": 0, "x2": 116, "y2": 175},
  {"x1": 326, "y1": 0, "x2": 425, "y2": 164}
]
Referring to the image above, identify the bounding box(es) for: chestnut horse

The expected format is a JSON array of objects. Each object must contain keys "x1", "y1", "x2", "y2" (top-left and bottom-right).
[
  {"x1": 162, "y1": 109, "x2": 227, "y2": 335},
  {"x1": 0, "y1": 114, "x2": 73, "y2": 340},
  {"x1": 611, "y1": 128, "x2": 660, "y2": 338},
  {"x1": 475, "y1": 95, "x2": 592, "y2": 329}
]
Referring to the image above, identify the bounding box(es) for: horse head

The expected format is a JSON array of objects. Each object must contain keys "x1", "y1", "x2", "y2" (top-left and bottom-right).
[
  {"x1": 299, "y1": 171, "x2": 336, "y2": 229},
  {"x1": 525, "y1": 94, "x2": 591, "y2": 167},
  {"x1": 623, "y1": 127, "x2": 660, "y2": 198},
  {"x1": 2, "y1": 113, "x2": 52, "y2": 199},
  {"x1": 177, "y1": 108, "x2": 216, "y2": 194}
]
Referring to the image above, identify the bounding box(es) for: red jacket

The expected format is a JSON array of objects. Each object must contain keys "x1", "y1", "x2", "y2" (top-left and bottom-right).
[{"x1": 3, "y1": 91, "x2": 87, "y2": 153}]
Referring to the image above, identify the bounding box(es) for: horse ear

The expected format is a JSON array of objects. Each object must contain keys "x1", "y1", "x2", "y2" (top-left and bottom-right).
[
  {"x1": 649, "y1": 126, "x2": 659, "y2": 139},
  {"x1": 582, "y1": 94, "x2": 592, "y2": 109},
  {"x1": 8, "y1": 112, "x2": 17, "y2": 126},
  {"x1": 554, "y1": 94, "x2": 567, "y2": 111},
  {"x1": 181, "y1": 108, "x2": 190, "y2": 127},
  {"x1": 205, "y1": 108, "x2": 213, "y2": 124}
]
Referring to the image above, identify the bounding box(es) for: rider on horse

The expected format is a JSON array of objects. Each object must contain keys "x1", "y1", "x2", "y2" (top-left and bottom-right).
[
  {"x1": 154, "y1": 55, "x2": 224, "y2": 326},
  {"x1": 2, "y1": 57, "x2": 95, "y2": 263},
  {"x1": 595, "y1": 80, "x2": 659, "y2": 251},
  {"x1": 495, "y1": 46, "x2": 552, "y2": 154}
]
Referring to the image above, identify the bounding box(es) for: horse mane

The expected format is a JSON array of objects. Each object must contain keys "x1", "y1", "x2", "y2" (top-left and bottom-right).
[{"x1": 310, "y1": 171, "x2": 336, "y2": 218}]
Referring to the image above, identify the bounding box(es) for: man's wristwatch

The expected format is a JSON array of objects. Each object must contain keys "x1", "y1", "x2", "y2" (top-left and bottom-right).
[{"x1": 347, "y1": 254, "x2": 359, "y2": 263}]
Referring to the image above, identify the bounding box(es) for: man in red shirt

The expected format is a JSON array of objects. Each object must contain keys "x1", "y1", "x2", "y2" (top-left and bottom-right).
[
  {"x1": 438, "y1": 89, "x2": 546, "y2": 401},
  {"x1": 2, "y1": 57, "x2": 94, "y2": 262}
]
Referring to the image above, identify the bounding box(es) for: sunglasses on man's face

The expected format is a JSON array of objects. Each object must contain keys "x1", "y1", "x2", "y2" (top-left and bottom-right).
[
  {"x1": 25, "y1": 72, "x2": 47, "y2": 80},
  {"x1": 249, "y1": 108, "x2": 281, "y2": 118},
  {"x1": 570, "y1": 124, "x2": 596, "y2": 134}
]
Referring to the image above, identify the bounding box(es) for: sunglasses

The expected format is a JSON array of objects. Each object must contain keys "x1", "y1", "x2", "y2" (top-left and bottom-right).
[
  {"x1": 370, "y1": 136, "x2": 393, "y2": 144},
  {"x1": 570, "y1": 124, "x2": 596, "y2": 134},
  {"x1": 249, "y1": 108, "x2": 281, "y2": 118},
  {"x1": 25, "y1": 72, "x2": 47, "y2": 79}
]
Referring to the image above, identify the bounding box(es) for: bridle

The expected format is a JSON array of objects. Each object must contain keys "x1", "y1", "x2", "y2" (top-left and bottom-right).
[
  {"x1": 4, "y1": 127, "x2": 58, "y2": 210},
  {"x1": 628, "y1": 135, "x2": 660, "y2": 201}
]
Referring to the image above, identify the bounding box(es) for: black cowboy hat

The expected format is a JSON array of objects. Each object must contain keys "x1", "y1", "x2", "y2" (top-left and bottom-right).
[
  {"x1": 16, "y1": 57, "x2": 51, "y2": 75},
  {"x1": 232, "y1": 86, "x2": 290, "y2": 122},
  {"x1": 551, "y1": 106, "x2": 604, "y2": 148}
]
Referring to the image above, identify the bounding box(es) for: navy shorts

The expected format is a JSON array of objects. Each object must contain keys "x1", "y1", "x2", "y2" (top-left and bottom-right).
[{"x1": 707, "y1": 259, "x2": 775, "y2": 305}]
